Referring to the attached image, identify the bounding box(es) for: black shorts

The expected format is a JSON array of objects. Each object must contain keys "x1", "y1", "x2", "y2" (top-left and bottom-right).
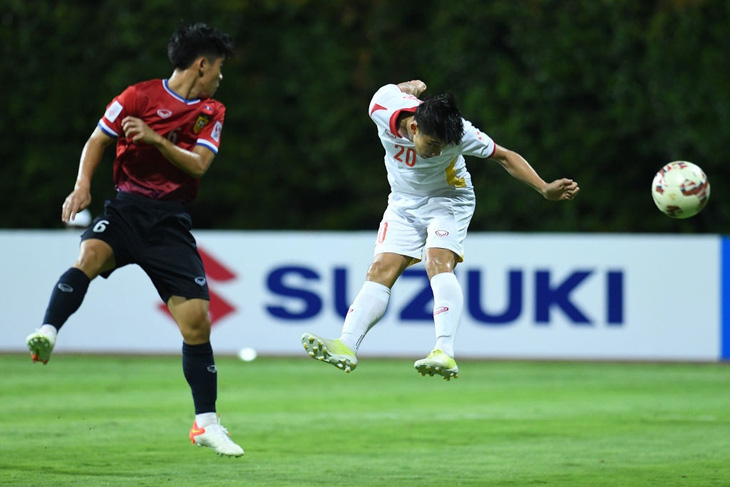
[{"x1": 81, "y1": 192, "x2": 210, "y2": 303}]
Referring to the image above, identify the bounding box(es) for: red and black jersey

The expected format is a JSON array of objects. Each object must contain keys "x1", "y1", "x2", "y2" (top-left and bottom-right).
[{"x1": 98, "y1": 79, "x2": 225, "y2": 202}]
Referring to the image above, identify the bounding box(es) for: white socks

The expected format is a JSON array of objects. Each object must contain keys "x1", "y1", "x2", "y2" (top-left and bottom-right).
[
  {"x1": 195, "y1": 412, "x2": 218, "y2": 428},
  {"x1": 338, "y1": 273, "x2": 462, "y2": 358},
  {"x1": 431, "y1": 272, "x2": 463, "y2": 358},
  {"x1": 339, "y1": 281, "x2": 391, "y2": 352},
  {"x1": 39, "y1": 324, "x2": 58, "y2": 341}
]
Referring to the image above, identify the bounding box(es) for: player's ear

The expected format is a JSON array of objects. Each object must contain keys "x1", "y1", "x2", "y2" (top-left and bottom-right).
[
  {"x1": 195, "y1": 57, "x2": 207, "y2": 75},
  {"x1": 410, "y1": 119, "x2": 419, "y2": 135}
]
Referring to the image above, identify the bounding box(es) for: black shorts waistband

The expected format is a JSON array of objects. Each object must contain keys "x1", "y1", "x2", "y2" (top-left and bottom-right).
[{"x1": 115, "y1": 191, "x2": 186, "y2": 210}]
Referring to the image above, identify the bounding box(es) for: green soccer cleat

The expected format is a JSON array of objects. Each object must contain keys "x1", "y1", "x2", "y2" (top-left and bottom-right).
[
  {"x1": 26, "y1": 329, "x2": 56, "y2": 365},
  {"x1": 301, "y1": 332, "x2": 357, "y2": 373},
  {"x1": 414, "y1": 349, "x2": 459, "y2": 381}
]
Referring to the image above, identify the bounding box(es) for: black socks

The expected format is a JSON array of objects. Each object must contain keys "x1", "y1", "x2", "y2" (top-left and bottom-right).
[
  {"x1": 182, "y1": 342, "x2": 217, "y2": 414},
  {"x1": 42, "y1": 267, "x2": 91, "y2": 330}
]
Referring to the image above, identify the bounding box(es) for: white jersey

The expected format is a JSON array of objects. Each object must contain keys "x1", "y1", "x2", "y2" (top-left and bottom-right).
[{"x1": 368, "y1": 84, "x2": 496, "y2": 197}]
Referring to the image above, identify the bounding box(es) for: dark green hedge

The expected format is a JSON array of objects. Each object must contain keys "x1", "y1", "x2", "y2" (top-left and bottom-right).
[{"x1": 2, "y1": 0, "x2": 727, "y2": 233}]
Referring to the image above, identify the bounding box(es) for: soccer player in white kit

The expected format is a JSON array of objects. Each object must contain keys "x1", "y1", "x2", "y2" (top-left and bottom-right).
[{"x1": 302, "y1": 80, "x2": 579, "y2": 379}]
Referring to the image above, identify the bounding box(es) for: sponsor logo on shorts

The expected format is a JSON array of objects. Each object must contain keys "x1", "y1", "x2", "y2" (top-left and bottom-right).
[
  {"x1": 434, "y1": 306, "x2": 450, "y2": 315},
  {"x1": 195, "y1": 277, "x2": 207, "y2": 286},
  {"x1": 207, "y1": 365, "x2": 217, "y2": 374},
  {"x1": 58, "y1": 283, "x2": 73, "y2": 293},
  {"x1": 435, "y1": 230, "x2": 450, "y2": 237}
]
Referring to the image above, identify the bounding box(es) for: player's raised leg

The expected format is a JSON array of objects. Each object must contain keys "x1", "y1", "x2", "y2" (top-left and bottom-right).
[
  {"x1": 301, "y1": 278, "x2": 391, "y2": 373},
  {"x1": 27, "y1": 242, "x2": 105, "y2": 365},
  {"x1": 28, "y1": 267, "x2": 90, "y2": 364}
]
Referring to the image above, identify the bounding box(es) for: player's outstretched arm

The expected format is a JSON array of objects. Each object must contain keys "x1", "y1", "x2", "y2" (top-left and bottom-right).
[
  {"x1": 62, "y1": 126, "x2": 115, "y2": 223},
  {"x1": 489, "y1": 144, "x2": 579, "y2": 201}
]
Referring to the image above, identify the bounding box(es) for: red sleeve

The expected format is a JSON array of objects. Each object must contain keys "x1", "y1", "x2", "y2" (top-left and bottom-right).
[
  {"x1": 98, "y1": 85, "x2": 138, "y2": 137},
  {"x1": 194, "y1": 103, "x2": 226, "y2": 154}
]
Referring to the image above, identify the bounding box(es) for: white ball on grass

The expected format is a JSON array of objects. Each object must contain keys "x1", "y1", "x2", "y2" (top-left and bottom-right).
[{"x1": 238, "y1": 347, "x2": 257, "y2": 362}]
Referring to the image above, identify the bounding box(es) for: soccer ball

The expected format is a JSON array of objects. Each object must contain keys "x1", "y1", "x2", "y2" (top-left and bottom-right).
[{"x1": 651, "y1": 161, "x2": 710, "y2": 219}]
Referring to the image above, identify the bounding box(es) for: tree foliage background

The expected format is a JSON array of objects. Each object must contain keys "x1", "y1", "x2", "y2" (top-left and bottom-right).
[{"x1": 1, "y1": 0, "x2": 728, "y2": 233}]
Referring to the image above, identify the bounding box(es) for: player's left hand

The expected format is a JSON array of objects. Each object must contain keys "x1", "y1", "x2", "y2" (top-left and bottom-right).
[{"x1": 543, "y1": 178, "x2": 579, "y2": 201}]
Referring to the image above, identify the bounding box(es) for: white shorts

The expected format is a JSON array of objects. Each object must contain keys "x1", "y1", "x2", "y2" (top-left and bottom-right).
[{"x1": 374, "y1": 189, "x2": 476, "y2": 263}]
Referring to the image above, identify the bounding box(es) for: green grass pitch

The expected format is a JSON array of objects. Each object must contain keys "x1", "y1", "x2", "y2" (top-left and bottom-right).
[{"x1": 1, "y1": 354, "x2": 728, "y2": 486}]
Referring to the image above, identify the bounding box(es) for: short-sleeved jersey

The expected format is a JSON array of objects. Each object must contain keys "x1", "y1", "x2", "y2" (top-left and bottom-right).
[
  {"x1": 98, "y1": 79, "x2": 226, "y2": 202},
  {"x1": 368, "y1": 84, "x2": 496, "y2": 196}
]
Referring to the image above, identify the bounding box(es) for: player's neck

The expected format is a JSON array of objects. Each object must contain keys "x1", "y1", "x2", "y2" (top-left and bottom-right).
[
  {"x1": 398, "y1": 115, "x2": 415, "y2": 140},
  {"x1": 167, "y1": 70, "x2": 202, "y2": 100}
]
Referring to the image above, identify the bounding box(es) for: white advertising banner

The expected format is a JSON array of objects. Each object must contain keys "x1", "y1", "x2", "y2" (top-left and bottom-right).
[{"x1": 0, "y1": 231, "x2": 722, "y2": 361}]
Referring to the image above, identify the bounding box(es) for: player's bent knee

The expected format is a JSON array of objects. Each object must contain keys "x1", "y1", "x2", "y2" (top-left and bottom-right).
[
  {"x1": 75, "y1": 240, "x2": 115, "y2": 277},
  {"x1": 168, "y1": 297, "x2": 212, "y2": 343},
  {"x1": 424, "y1": 249, "x2": 458, "y2": 277},
  {"x1": 178, "y1": 317, "x2": 211, "y2": 344},
  {"x1": 366, "y1": 258, "x2": 407, "y2": 288},
  {"x1": 181, "y1": 328, "x2": 211, "y2": 345}
]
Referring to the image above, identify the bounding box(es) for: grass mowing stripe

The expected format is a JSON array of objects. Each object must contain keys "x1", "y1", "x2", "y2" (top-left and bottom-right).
[{"x1": 1, "y1": 355, "x2": 728, "y2": 486}]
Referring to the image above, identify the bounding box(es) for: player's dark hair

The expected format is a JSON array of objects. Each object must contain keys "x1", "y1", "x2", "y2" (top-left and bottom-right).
[
  {"x1": 168, "y1": 23, "x2": 235, "y2": 69},
  {"x1": 414, "y1": 93, "x2": 465, "y2": 146}
]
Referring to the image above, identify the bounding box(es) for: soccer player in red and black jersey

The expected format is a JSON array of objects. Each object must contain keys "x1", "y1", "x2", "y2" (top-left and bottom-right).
[{"x1": 26, "y1": 23, "x2": 243, "y2": 457}]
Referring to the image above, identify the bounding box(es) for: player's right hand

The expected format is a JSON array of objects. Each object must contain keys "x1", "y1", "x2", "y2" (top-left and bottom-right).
[{"x1": 62, "y1": 188, "x2": 91, "y2": 223}]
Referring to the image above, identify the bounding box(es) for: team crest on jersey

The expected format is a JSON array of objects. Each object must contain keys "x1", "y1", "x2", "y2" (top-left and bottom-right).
[{"x1": 193, "y1": 114, "x2": 210, "y2": 134}]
